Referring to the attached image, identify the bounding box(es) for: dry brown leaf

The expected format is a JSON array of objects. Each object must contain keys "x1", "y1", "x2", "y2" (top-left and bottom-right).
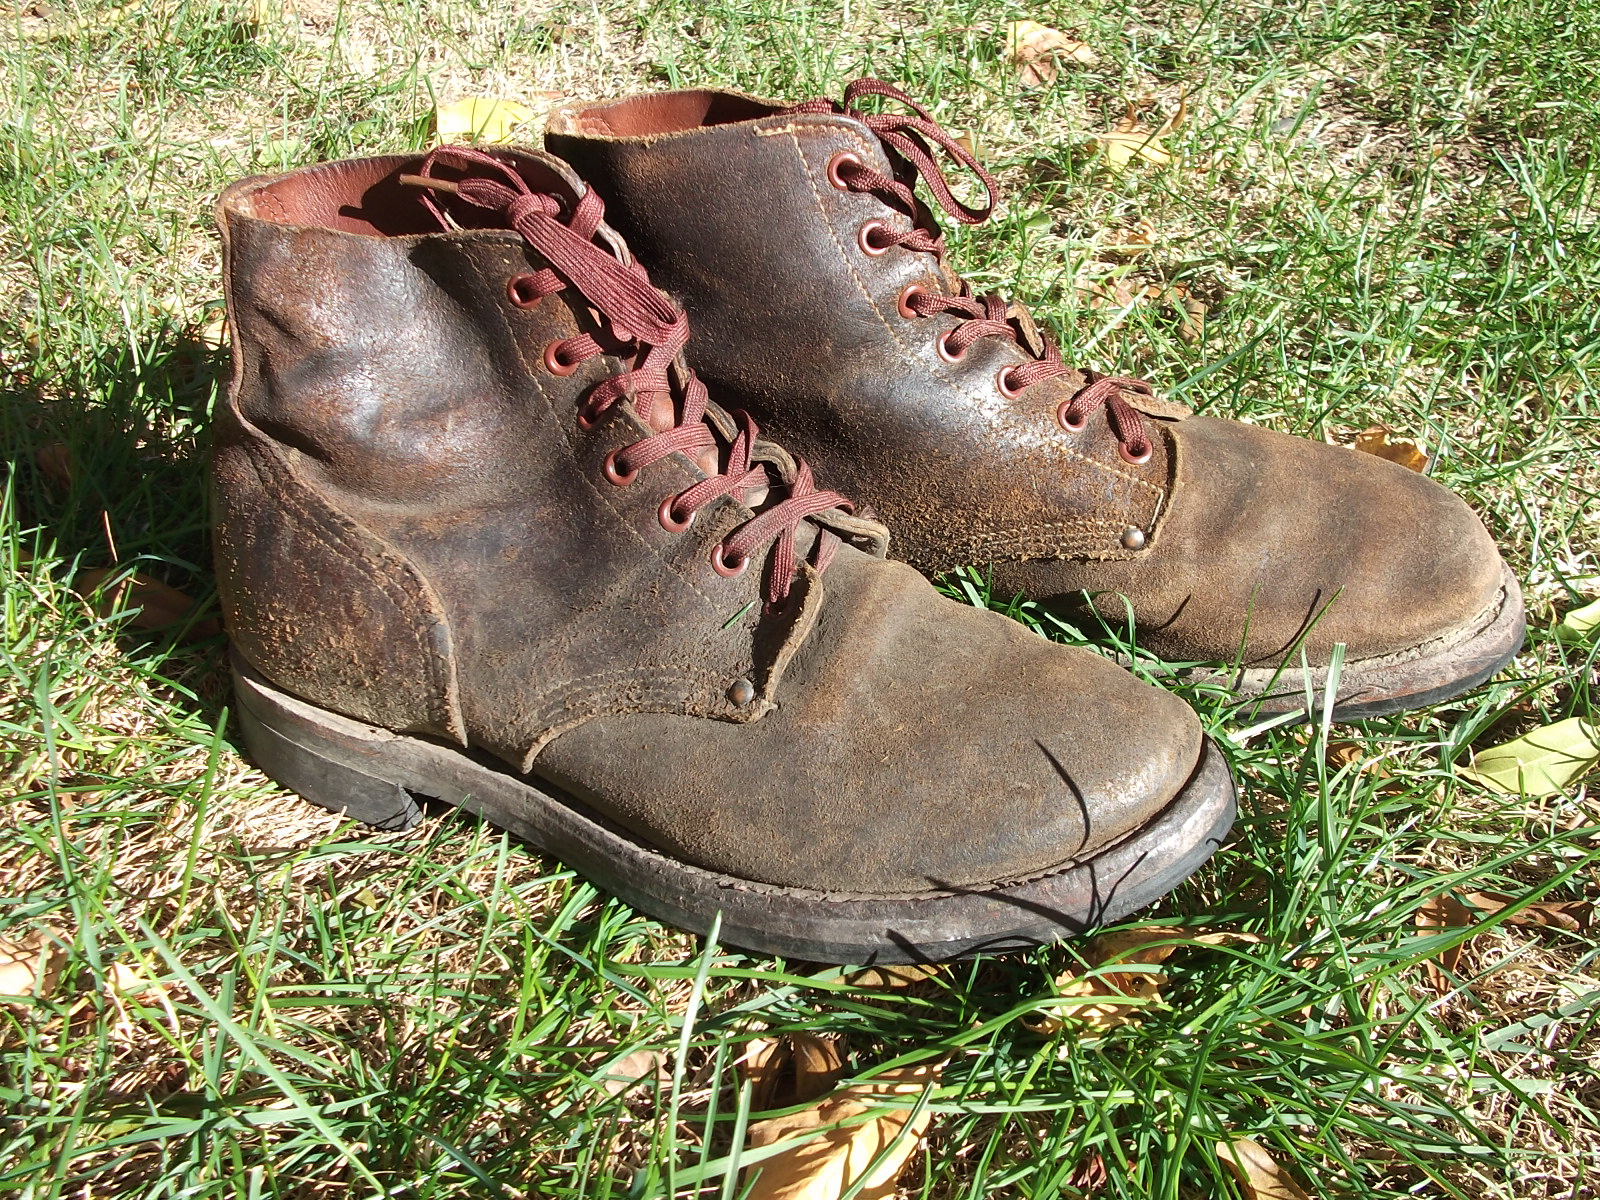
[
  {"x1": 841, "y1": 963, "x2": 939, "y2": 989},
  {"x1": 598, "y1": 1048, "x2": 669, "y2": 1097},
  {"x1": 1325, "y1": 740, "x2": 1364, "y2": 770},
  {"x1": 1156, "y1": 93, "x2": 1189, "y2": 136},
  {"x1": 742, "y1": 1034, "x2": 847, "y2": 1110},
  {"x1": 1032, "y1": 927, "x2": 1264, "y2": 1032},
  {"x1": 0, "y1": 931, "x2": 62, "y2": 1002},
  {"x1": 1216, "y1": 1138, "x2": 1313, "y2": 1200},
  {"x1": 1076, "y1": 276, "x2": 1155, "y2": 310},
  {"x1": 1461, "y1": 890, "x2": 1592, "y2": 933},
  {"x1": 1099, "y1": 220, "x2": 1157, "y2": 259},
  {"x1": 75, "y1": 568, "x2": 221, "y2": 640},
  {"x1": 1177, "y1": 295, "x2": 1207, "y2": 343},
  {"x1": 35, "y1": 443, "x2": 74, "y2": 488},
  {"x1": 1351, "y1": 425, "x2": 1429, "y2": 472},
  {"x1": 1415, "y1": 893, "x2": 1476, "y2": 991},
  {"x1": 1066, "y1": 1150, "x2": 1108, "y2": 1194},
  {"x1": 1006, "y1": 20, "x2": 1099, "y2": 87},
  {"x1": 744, "y1": 1063, "x2": 941, "y2": 1200}
]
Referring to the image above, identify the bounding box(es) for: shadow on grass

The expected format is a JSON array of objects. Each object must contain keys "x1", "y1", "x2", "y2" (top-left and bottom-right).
[{"x1": 2, "y1": 324, "x2": 231, "y2": 718}]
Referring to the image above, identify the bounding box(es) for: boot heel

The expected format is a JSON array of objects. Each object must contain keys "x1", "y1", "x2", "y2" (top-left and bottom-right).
[{"x1": 234, "y1": 674, "x2": 424, "y2": 832}]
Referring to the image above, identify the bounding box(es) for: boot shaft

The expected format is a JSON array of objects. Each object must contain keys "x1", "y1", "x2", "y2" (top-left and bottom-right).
[
  {"x1": 215, "y1": 150, "x2": 844, "y2": 771},
  {"x1": 548, "y1": 92, "x2": 1174, "y2": 571}
]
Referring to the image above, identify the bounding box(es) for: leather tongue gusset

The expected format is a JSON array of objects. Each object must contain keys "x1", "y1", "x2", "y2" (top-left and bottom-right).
[
  {"x1": 1125, "y1": 391, "x2": 1192, "y2": 421},
  {"x1": 749, "y1": 555, "x2": 826, "y2": 709},
  {"x1": 1007, "y1": 302, "x2": 1046, "y2": 358}
]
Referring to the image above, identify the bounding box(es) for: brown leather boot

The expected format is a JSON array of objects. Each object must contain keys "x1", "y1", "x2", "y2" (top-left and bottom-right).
[
  {"x1": 547, "y1": 81, "x2": 1525, "y2": 719},
  {"x1": 213, "y1": 146, "x2": 1234, "y2": 963}
]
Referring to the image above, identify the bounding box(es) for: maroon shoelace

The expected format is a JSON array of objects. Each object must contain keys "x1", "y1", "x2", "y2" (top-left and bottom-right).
[
  {"x1": 784, "y1": 79, "x2": 1155, "y2": 463},
  {"x1": 408, "y1": 146, "x2": 851, "y2": 606}
]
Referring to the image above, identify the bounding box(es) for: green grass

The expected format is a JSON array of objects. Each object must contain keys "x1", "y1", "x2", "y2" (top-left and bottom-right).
[{"x1": 3, "y1": 0, "x2": 1599, "y2": 1196}]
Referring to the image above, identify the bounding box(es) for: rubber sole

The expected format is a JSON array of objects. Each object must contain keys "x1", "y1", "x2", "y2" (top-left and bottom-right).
[
  {"x1": 1199, "y1": 564, "x2": 1526, "y2": 723},
  {"x1": 231, "y1": 652, "x2": 1237, "y2": 964}
]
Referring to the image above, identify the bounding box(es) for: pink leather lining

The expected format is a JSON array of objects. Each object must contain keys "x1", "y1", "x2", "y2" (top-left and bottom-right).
[
  {"x1": 570, "y1": 91, "x2": 772, "y2": 136},
  {"x1": 234, "y1": 153, "x2": 579, "y2": 236}
]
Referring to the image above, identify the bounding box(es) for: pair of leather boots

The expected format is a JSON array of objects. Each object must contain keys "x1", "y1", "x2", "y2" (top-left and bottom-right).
[{"x1": 214, "y1": 80, "x2": 1523, "y2": 964}]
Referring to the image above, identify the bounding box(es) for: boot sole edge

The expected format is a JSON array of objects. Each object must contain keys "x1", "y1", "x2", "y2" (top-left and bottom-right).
[
  {"x1": 1228, "y1": 563, "x2": 1526, "y2": 722},
  {"x1": 230, "y1": 651, "x2": 1236, "y2": 964}
]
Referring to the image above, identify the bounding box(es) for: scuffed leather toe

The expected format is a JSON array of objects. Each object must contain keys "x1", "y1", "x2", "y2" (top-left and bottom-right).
[
  {"x1": 996, "y1": 416, "x2": 1507, "y2": 666},
  {"x1": 534, "y1": 548, "x2": 1204, "y2": 893}
]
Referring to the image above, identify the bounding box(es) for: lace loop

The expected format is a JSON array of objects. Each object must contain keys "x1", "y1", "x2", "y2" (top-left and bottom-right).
[
  {"x1": 411, "y1": 146, "x2": 852, "y2": 605},
  {"x1": 783, "y1": 80, "x2": 1157, "y2": 464}
]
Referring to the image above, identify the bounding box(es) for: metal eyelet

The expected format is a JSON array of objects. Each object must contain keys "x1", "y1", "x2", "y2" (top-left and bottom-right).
[
  {"x1": 857, "y1": 220, "x2": 892, "y2": 256},
  {"x1": 936, "y1": 330, "x2": 966, "y2": 363},
  {"x1": 576, "y1": 401, "x2": 601, "y2": 431},
  {"x1": 657, "y1": 494, "x2": 693, "y2": 532},
  {"x1": 896, "y1": 283, "x2": 927, "y2": 319},
  {"x1": 996, "y1": 367, "x2": 1024, "y2": 398},
  {"x1": 826, "y1": 151, "x2": 863, "y2": 190},
  {"x1": 544, "y1": 340, "x2": 579, "y2": 377},
  {"x1": 506, "y1": 275, "x2": 542, "y2": 309},
  {"x1": 711, "y1": 543, "x2": 748, "y2": 577},
  {"x1": 1118, "y1": 441, "x2": 1154, "y2": 466},
  {"x1": 602, "y1": 450, "x2": 637, "y2": 486},
  {"x1": 1056, "y1": 400, "x2": 1087, "y2": 432}
]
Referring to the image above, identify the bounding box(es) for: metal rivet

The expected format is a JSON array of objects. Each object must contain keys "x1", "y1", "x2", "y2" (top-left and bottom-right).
[
  {"x1": 727, "y1": 678, "x2": 755, "y2": 706},
  {"x1": 1120, "y1": 527, "x2": 1147, "y2": 551}
]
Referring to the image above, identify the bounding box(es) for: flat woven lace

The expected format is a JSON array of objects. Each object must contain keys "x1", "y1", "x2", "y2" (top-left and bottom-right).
[
  {"x1": 782, "y1": 78, "x2": 1155, "y2": 459},
  {"x1": 412, "y1": 145, "x2": 851, "y2": 606}
]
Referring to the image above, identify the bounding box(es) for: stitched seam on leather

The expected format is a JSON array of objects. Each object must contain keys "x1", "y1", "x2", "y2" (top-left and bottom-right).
[{"x1": 783, "y1": 124, "x2": 1162, "y2": 500}]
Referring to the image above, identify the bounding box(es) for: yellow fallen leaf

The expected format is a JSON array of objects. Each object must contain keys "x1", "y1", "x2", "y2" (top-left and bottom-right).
[
  {"x1": 744, "y1": 1064, "x2": 940, "y2": 1200},
  {"x1": 1099, "y1": 128, "x2": 1173, "y2": 172},
  {"x1": 194, "y1": 310, "x2": 229, "y2": 351},
  {"x1": 1006, "y1": 20, "x2": 1099, "y2": 87},
  {"x1": 1556, "y1": 596, "x2": 1600, "y2": 642},
  {"x1": 1459, "y1": 717, "x2": 1600, "y2": 797},
  {"x1": 435, "y1": 98, "x2": 536, "y2": 145},
  {"x1": 108, "y1": 962, "x2": 146, "y2": 996},
  {"x1": 1351, "y1": 424, "x2": 1430, "y2": 472},
  {"x1": 1096, "y1": 97, "x2": 1186, "y2": 174},
  {"x1": 1216, "y1": 1138, "x2": 1314, "y2": 1200},
  {"x1": 742, "y1": 1034, "x2": 846, "y2": 1110},
  {"x1": 0, "y1": 931, "x2": 61, "y2": 1002}
]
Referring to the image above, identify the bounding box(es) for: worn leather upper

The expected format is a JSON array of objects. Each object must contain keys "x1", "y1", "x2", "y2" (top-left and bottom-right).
[
  {"x1": 214, "y1": 150, "x2": 1208, "y2": 892},
  {"x1": 548, "y1": 90, "x2": 1512, "y2": 666}
]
